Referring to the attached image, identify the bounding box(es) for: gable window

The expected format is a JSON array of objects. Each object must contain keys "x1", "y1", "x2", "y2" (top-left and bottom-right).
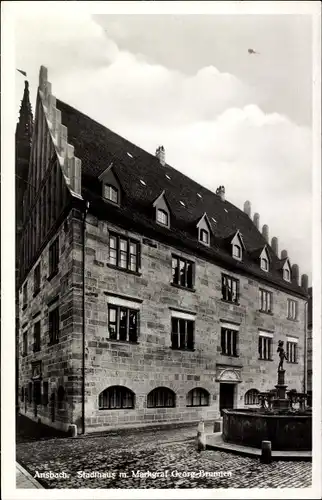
[
  {"x1": 258, "y1": 333, "x2": 273, "y2": 360},
  {"x1": 33, "y1": 321, "x2": 41, "y2": 352},
  {"x1": 261, "y1": 257, "x2": 269, "y2": 272},
  {"x1": 22, "y1": 330, "x2": 28, "y2": 356},
  {"x1": 287, "y1": 299, "x2": 297, "y2": 320},
  {"x1": 48, "y1": 307, "x2": 59, "y2": 345},
  {"x1": 233, "y1": 244, "x2": 242, "y2": 259},
  {"x1": 23, "y1": 283, "x2": 28, "y2": 309},
  {"x1": 172, "y1": 256, "x2": 194, "y2": 289},
  {"x1": 108, "y1": 305, "x2": 138, "y2": 343},
  {"x1": 287, "y1": 339, "x2": 297, "y2": 363},
  {"x1": 171, "y1": 317, "x2": 194, "y2": 350},
  {"x1": 99, "y1": 386, "x2": 134, "y2": 410},
  {"x1": 222, "y1": 274, "x2": 239, "y2": 304},
  {"x1": 283, "y1": 267, "x2": 291, "y2": 282},
  {"x1": 109, "y1": 233, "x2": 140, "y2": 273},
  {"x1": 104, "y1": 184, "x2": 119, "y2": 204},
  {"x1": 49, "y1": 237, "x2": 59, "y2": 278},
  {"x1": 244, "y1": 389, "x2": 259, "y2": 405},
  {"x1": 199, "y1": 229, "x2": 209, "y2": 245},
  {"x1": 34, "y1": 263, "x2": 41, "y2": 296},
  {"x1": 147, "y1": 387, "x2": 175, "y2": 408},
  {"x1": 157, "y1": 208, "x2": 168, "y2": 226},
  {"x1": 186, "y1": 388, "x2": 209, "y2": 407},
  {"x1": 259, "y1": 289, "x2": 272, "y2": 313},
  {"x1": 221, "y1": 327, "x2": 238, "y2": 357}
]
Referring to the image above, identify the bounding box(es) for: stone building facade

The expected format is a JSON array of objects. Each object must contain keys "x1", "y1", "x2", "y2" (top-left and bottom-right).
[{"x1": 17, "y1": 66, "x2": 309, "y2": 433}]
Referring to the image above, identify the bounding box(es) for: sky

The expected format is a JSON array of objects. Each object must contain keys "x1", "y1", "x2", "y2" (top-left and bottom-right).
[{"x1": 14, "y1": 9, "x2": 313, "y2": 281}]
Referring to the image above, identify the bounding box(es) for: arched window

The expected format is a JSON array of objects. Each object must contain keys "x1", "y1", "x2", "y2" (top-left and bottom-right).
[
  {"x1": 157, "y1": 208, "x2": 169, "y2": 226},
  {"x1": 99, "y1": 386, "x2": 134, "y2": 410},
  {"x1": 147, "y1": 387, "x2": 175, "y2": 408},
  {"x1": 244, "y1": 389, "x2": 259, "y2": 405},
  {"x1": 199, "y1": 229, "x2": 209, "y2": 245},
  {"x1": 186, "y1": 388, "x2": 209, "y2": 407},
  {"x1": 104, "y1": 184, "x2": 119, "y2": 204}
]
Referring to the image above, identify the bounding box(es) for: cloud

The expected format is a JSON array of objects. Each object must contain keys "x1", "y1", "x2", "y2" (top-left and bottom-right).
[{"x1": 15, "y1": 12, "x2": 312, "y2": 279}]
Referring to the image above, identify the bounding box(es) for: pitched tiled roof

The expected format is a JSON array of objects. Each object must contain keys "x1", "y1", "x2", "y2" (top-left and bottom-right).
[{"x1": 57, "y1": 99, "x2": 307, "y2": 298}]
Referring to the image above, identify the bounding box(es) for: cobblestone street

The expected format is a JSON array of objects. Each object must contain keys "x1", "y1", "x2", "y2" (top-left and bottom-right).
[{"x1": 16, "y1": 420, "x2": 312, "y2": 489}]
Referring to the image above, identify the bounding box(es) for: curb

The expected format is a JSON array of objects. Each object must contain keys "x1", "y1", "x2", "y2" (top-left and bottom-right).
[{"x1": 16, "y1": 462, "x2": 45, "y2": 489}]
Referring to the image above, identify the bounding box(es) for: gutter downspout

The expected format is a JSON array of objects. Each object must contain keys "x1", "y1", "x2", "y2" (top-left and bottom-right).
[{"x1": 82, "y1": 201, "x2": 90, "y2": 435}]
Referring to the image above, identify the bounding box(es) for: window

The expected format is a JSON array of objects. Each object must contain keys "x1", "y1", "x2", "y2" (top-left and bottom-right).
[
  {"x1": 287, "y1": 341, "x2": 297, "y2": 363},
  {"x1": 186, "y1": 388, "x2": 209, "y2": 407},
  {"x1": 22, "y1": 330, "x2": 28, "y2": 355},
  {"x1": 28, "y1": 382, "x2": 32, "y2": 403},
  {"x1": 108, "y1": 306, "x2": 138, "y2": 342},
  {"x1": 57, "y1": 386, "x2": 65, "y2": 410},
  {"x1": 49, "y1": 237, "x2": 59, "y2": 277},
  {"x1": 221, "y1": 274, "x2": 239, "y2": 304},
  {"x1": 283, "y1": 267, "x2": 291, "y2": 282},
  {"x1": 221, "y1": 328, "x2": 238, "y2": 356},
  {"x1": 23, "y1": 283, "x2": 28, "y2": 309},
  {"x1": 245, "y1": 389, "x2": 259, "y2": 405},
  {"x1": 199, "y1": 229, "x2": 209, "y2": 245},
  {"x1": 34, "y1": 263, "x2": 41, "y2": 295},
  {"x1": 259, "y1": 289, "x2": 272, "y2": 313},
  {"x1": 258, "y1": 335, "x2": 272, "y2": 360},
  {"x1": 233, "y1": 244, "x2": 241, "y2": 259},
  {"x1": 33, "y1": 321, "x2": 41, "y2": 352},
  {"x1": 147, "y1": 387, "x2": 175, "y2": 408},
  {"x1": 287, "y1": 299, "x2": 298, "y2": 320},
  {"x1": 104, "y1": 184, "x2": 119, "y2": 204},
  {"x1": 33, "y1": 381, "x2": 42, "y2": 405},
  {"x1": 21, "y1": 387, "x2": 24, "y2": 402},
  {"x1": 99, "y1": 386, "x2": 134, "y2": 409},
  {"x1": 48, "y1": 307, "x2": 59, "y2": 344},
  {"x1": 156, "y1": 208, "x2": 169, "y2": 226},
  {"x1": 172, "y1": 256, "x2": 194, "y2": 289},
  {"x1": 109, "y1": 233, "x2": 140, "y2": 272},
  {"x1": 261, "y1": 257, "x2": 269, "y2": 272},
  {"x1": 42, "y1": 381, "x2": 49, "y2": 406},
  {"x1": 171, "y1": 317, "x2": 194, "y2": 350}
]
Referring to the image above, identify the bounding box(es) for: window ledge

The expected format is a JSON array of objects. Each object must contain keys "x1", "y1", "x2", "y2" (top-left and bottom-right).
[
  {"x1": 171, "y1": 347, "x2": 195, "y2": 352},
  {"x1": 47, "y1": 270, "x2": 58, "y2": 282},
  {"x1": 106, "y1": 263, "x2": 141, "y2": 276},
  {"x1": 108, "y1": 339, "x2": 139, "y2": 345},
  {"x1": 221, "y1": 299, "x2": 240, "y2": 306},
  {"x1": 258, "y1": 358, "x2": 274, "y2": 361},
  {"x1": 171, "y1": 282, "x2": 195, "y2": 293},
  {"x1": 99, "y1": 407, "x2": 134, "y2": 411},
  {"x1": 259, "y1": 310, "x2": 274, "y2": 316},
  {"x1": 221, "y1": 353, "x2": 239, "y2": 358}
]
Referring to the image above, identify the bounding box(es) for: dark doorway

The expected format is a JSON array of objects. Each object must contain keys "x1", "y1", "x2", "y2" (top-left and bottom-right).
[{"x1": 219, "y1": 383, "x2": 235, "y2": 415}]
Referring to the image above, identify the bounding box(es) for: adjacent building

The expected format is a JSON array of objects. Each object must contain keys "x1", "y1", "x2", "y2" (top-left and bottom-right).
[{"x1": 17, "y1": 66, "x2": 309, "y2": 434}]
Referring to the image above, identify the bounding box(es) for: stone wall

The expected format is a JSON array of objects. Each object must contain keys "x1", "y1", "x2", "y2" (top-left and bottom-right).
[{"x1": 82, "y1": 215, "x2": 306, "y2": 432}]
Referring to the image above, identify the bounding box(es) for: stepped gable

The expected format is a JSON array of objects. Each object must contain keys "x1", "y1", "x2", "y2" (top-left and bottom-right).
[{"x1": 56, "y1": 98, "x2": 306, "y2": 297}]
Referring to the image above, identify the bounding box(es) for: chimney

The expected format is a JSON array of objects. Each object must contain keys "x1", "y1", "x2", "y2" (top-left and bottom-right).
[
  {"x1": 281, "y1": 249, "x2": 288, "y2": 260},
  {"x1": 216, "y1": 185, "x2": 225, "y2": 202},
  {"x1": 155, "y1": 145, "x2": 165, "y2": 166},
  {"x1": 262, "y1": 224, "x2": 269, "y2": 242},
  {"x1": 253, "y1": 213, "x2": 260, "y2": 230},
  {"x1": 271, "y1": 237, "x2": 278, "y2": 256},
  {"x1": 291, "y1": 264, "x2": 299, "y2": 285},
  {"x1": 243, "y1": 200, "x2": 251, "y2": 218},
  {"x1": 301, "y1": 274, "x2": 308, "y2": 292}
]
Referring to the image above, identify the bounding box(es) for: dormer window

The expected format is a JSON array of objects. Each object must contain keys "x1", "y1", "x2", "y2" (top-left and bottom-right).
[
  {"x1": 233, "y1": 244, "x2": 241, "y2": 259},
  {"x1": 200, "y1": 229, "x2": 209, "y2": 245},
  {"x1": 157, "y1": 209, "x2": 168, "y2": 226},
  {"x1": 259, "y1": 246, "x2": 270, "y2": 272},
  {"x1": 284, "y1": 268, "x2": 290, "y2": 281},
  {"x1": 261, "y1": 258, "x2": 269, "y2": 271},
  {"x1": 104, "y1": 184, "x2": 119, "y2": 204}
]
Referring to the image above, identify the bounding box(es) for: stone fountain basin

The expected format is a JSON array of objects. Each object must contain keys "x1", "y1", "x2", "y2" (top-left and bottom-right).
[{"x1": 222, "y1": 409, "x2": 312, "y2": 451}]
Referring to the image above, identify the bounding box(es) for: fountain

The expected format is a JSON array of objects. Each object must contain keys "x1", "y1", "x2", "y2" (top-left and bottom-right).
[{"x1": 220, "y1": 340, "x2": 312, "y2": 452}]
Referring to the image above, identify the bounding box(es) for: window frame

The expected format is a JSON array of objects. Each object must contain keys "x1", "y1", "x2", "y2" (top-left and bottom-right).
[
  {"x1": 107, "y1": 305, "x2": 139, "y2": 343},
  {"x1": 258, "y1": 335, "x2": 272, "y2": 361},
  {"x1": 156, "y1": 208, "x2": 169, "y2": 226},
  {"x1": 244, "y1": 389, "x2": 259, "y2": 405},
  {"x1": 283, "y1": 267, "x2": 291, "y2": 282},
  {"x1": 221, "y1": 274, "x2": 240, "y2": 304},
  {"x1": 259, "y1": 288, "x2": 273, "y2": 313},
  {"x1": 33, "y1": 321, "x2": 41, "y2": 352},
  {"x1": 104, "y1": 184, "x2": 119, "y2": 204},
  {"x1": 171, "y1": 317, "x2": 195, "y2": 351},
  {"x1": 34, "y1": 262, "x2": 41, "y2": 296},
  {"x1": 171, "y1": 255, "x2": 194, "y2": 290},
  {"x1": 49, "y1": 237, "x2": 59, "y2": 278},
  {"x1": 261, "y1": 257, "x2": 269, "y2": 272},
  {"x1": 232, "y1": 244, "x2": 242, "y2": 260},
  {"x1": 186, "y1": 388, "x2": 210, "y2": 407},
  {"x1": 287, "y1": 299, "x2": 298, "y2": 320},
  {"x1": 48, "y1": 306, "x2": 60, "y2": 345},
  {"x1": 220, "y1": 327, "x2": 238, "y2": 357},
  {"x1": 147, "y1": 387, "x2": 175, "y2": 408},
  {"x1": 109, "y1": 233, "x2": 140, "y2": 273},
  {"x1": 98, "y1": 386, "x2": 135, "y2": 410},
  {"x1": 287, "y1": 341, "x2": 297, "y2": 363},
  {"x1": 22, "y1": 330, "x2": 28, "y2": 356},
  {"x1": 199, "y1": 228, "x2": 209, "y2": 245}
]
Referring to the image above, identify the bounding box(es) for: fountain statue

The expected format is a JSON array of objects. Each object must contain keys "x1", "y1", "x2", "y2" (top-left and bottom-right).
[{"x1": 277, "y1": 340, "x2": 288, "y2": 371}]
